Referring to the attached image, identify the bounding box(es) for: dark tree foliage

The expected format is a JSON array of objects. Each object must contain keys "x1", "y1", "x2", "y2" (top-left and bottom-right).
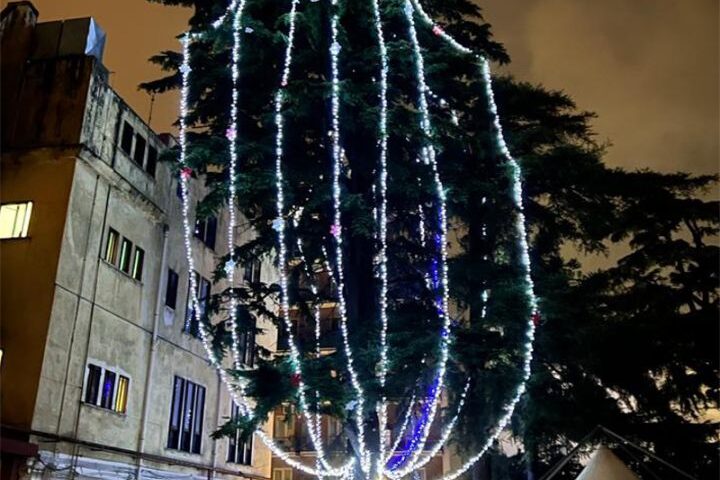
[{"x1": 144, "y1": 0, "x2": 718, "y2": 478}]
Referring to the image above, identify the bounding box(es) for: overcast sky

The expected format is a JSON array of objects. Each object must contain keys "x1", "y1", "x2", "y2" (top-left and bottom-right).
[{"x1": 16, "y1": 0, "x2": 719, "y2": 174}]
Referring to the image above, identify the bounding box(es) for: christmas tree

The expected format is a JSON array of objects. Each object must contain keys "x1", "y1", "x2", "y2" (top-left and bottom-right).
[{"x1": 143, "y1": 0, "x2": 718, "y2": 478}]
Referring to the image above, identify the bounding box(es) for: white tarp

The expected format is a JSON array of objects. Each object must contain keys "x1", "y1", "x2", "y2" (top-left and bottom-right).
[{"x1": 575, "y1": 445, "x2": 640, "y2": 480}]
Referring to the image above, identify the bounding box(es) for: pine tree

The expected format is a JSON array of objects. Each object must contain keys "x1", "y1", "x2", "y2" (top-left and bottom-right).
[{"x1": 143, "y1": 0, "x2": 718, "y2": 479}]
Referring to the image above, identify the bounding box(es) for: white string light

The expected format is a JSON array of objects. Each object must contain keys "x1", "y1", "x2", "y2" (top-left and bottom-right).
[
  {"x1": 178, "y1": 7, "x2": 352, "y2": 478},
  {"x1": 385, "y1": 2, "x2": 453, "y2": 474},
  {"x1": 369, "y1": 0, "x2": 391, "y2": 473},
  {"x1": 403, "y1": 3, "x2": 540, "y2": 480},
  {"x1": 328, "y1": 1, "x2": 371, "y2": 472},
  {"x1": 225, "y1": 0, "x2": 248, "y2": 372}
]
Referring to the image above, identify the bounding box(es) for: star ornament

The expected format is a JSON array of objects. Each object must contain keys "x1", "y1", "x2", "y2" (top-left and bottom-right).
[
  {"x1": 224, "y1": 259, "x2": 236, "y2": 275},
  {"x1": 272, "y1": 217, "x2": 284, "y2": 232},
  {"x1": 179, "y1": 63, "x2": 192, "y2": 75}
]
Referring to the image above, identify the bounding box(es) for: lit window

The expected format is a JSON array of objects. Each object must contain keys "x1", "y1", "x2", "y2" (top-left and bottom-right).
[
  {"x1": 104, "y1": 228, "x2": 119, "y2": 264},
  {"x1": 132, "y1": 247, "x2": 145, "y2": 281},
  {"x1": 115, "y1": 375, "x2": 130, "y2": 414},
  {"x1": 0, "y1": 202, "x2": 33, "y2": 239},
  {"x1": 118, "y1": 238, "x2": 133, "y2": 274},
  {"x1": 273, "y1": 468, "x2": 293, "y2": 480},
  {"x1": 83, "y1": 363, "x2": 129, "y2": 414}
]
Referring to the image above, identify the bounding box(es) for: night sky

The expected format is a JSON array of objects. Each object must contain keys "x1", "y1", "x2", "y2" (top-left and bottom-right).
[{"x1": 15, "y1": 0, "x2": 719, "y2": 174}]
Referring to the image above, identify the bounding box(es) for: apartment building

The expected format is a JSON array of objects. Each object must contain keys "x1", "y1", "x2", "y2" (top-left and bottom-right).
[{"x1": 0, "y1": 3, "x2": 274, "y2": 478}]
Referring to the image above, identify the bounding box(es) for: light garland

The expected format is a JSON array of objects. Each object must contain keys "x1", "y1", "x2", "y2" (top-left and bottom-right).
[
  {"x1": 385, "y1": 2, "x2": 453, "y2": 474},
  {"x1": 370, "y1": 0, "x2": 391, "y2": 474},
  {"x1": 328, "y1": 1, "x2": 371, "y2": 472},
  {"x1": 225, "y1": 0, "x2": 248, "y2": 372},
  {"x1": 176, "y1": 0, "x2": 540, "y2": 478},
  {"x1": 178, "y1": 7, "x2": 352, "y2": 479},
  {"x1": 403, "y1": 3, "x2": 539, "y2": 480}
]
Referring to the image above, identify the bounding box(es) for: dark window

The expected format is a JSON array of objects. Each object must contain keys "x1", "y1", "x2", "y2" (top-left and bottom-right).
[
  {"x1": 121, "y1": 121, "x2": 134, "y2": 154},
  {"x1": 118, "y1": 238, "x2": 133, "y2": 274},
  {"x1": 228, "y1": 402, "x2": 253, "y2": 464},
  {"x1": 104, "y1": 228, "x2": 120, "y2": 264},
  {"x1": 132, "y1": 247, "x2": 145, "y2": 281},
  {"x1": 146, "y1": 146, "x2": 158, "y2": 177},
  {"x1": 194, "y1": 215, "x2": 217, "y2": 250},
  {"x1": 185, "y1": 273, "x2": 210, "y2": 337},
  {"x1": 84, "y1": 364, "x2": 102, "y2": 404},
  {"x1": 237, "y1": 308, "x2": 256, "y2": 368},
  {"x1": 165, "y1": 269, "x2": 179, "y2": 309},
  {"x1": 100, "y1": 370, "x2": 116, "y2": 409},
  {"x1": 133, "y1": 134, "x2": 147, "y2": 165},
  {"x1": 168, "y1": 376, "x2": 205, "y2": 454},
  {"x1": 243, "y1": 258, "x2": 261, "y2": 284}
]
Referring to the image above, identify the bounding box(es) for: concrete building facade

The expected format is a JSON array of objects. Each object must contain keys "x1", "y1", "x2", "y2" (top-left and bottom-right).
[{"x1": 0, "y1": 3, "x2": 274, "y2": 478}]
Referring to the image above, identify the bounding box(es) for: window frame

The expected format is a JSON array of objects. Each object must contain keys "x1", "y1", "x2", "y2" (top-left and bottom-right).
[
  {"x1": 167, "y1": 375, "x2": 206, "y2": 454},
  {"x1": 194, "y1": 215, "x2": 218, "y2": 250},
  {"x1": 0, "y1": 201, "x2": 33, "y2": 239},
  {"x1": 82, "y1": 361, "x2": 130, "y2": 415},
  {"x1": 165, "y1": 268, "x2": 180, "y2": 310},
  {"x1": 184, "y1": 272, "x2": 211, "y2": 337},
  {"x1": 103, "y1": 227, "x2": 145, "y2": 282},
  {"x1": 228, "y1": 401, "x2": 253, "y2": 465},
  {"x1": 133, "y1": 133, "x2": 147, "y2": 165}
]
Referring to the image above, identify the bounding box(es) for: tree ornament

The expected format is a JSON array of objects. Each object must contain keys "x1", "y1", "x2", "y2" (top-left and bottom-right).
[{"x1": 180, "y1": 167, "x2": 193, "y2": 181}]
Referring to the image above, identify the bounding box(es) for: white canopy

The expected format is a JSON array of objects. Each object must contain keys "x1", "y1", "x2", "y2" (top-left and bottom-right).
[{"x1": 575, "y1": 445, "x2": 640, "y2": 480}]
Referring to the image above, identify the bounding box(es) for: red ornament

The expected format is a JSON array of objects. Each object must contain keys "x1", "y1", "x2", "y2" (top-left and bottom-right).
[
  {"x1": 290, "y1": 373, "x2": 301, "y2": 388},
  {"x1": 532, "y1": 312, "x2": 542, "y2": 327},
  {"x1": 180, "y1": 167, "x2": 193, "y2": 181}
]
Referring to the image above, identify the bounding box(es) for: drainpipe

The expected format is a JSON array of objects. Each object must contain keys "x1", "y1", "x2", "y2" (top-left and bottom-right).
[
  {"x1": 136, "y1": 223, "x2": 170, "y2": 479},
  {"x1": 210, "y1": 371, "x2": 223, "y2": 479}
]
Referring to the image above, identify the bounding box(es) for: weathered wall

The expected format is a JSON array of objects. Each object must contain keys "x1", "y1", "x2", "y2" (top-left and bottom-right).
[{"x1": 0, "y1": 147, "x2": 76, "y2": 429}]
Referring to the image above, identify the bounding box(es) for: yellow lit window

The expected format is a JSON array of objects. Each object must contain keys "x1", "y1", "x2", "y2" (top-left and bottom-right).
[
  {"x1": 0, "y1": 202, "x2": 33, "y2": 239},
  {"x1": 273, "y1": 469, "x2": 292, "y2": 480},
  {"x1": 104, "y1": 228, "x2": 119, "y2": 264},
  {"x1": 115, "y1": 375, "x2": 129, "y2": 413}
]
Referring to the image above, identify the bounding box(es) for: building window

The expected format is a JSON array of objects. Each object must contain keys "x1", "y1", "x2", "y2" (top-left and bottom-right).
[
  {"x1": 273, "y1": 406, "x2": 295, "y2": 439},
  {"x1": 273, "y1": 468, "x2": 293, "y2": 480},
  {"x1": 83, "y1": 363, "x2": 130, "y2": 414},
  {"x1": 184, "y1": 272, "x2": 210, "y2": 337},
  {"x1": 104, "y1": 228, "x2": 120, "y2": 263},
  {"x1": 103, "y1": 228, "x2": 144, "y2": 282},
  {"x1": 228, "y1": 402, "x2": 253, "y2": 465},
  {"x1": 237, "y1": 307, "x2": 256, "y2": 368},
  {"x1": 118, "y1": 238, "x2": 133, "y2": 274},
  {"x1": 243, "y1": 258, "x2": 261, "y2": 284},
  {"x1": 132, "y1": 247, "x2": 145, "y2": 281},
  {"x1": 167, "y1": 376, "x2": 206, "y2": 454},
  {"x1": 165, "y1": 269, "x2": 179, "y2": 309},
  {"x1": 0, "y1": 202, "x2": 33, "y2": 239},
  {"x1": 121, "y1": 121, "x2": 134, "y2": 154},
  {"x1": 194, "y1": 215, "x2": 217, "y2": 250},
  {"x1": 146, "y1": 146, "x2": 158, "y2": 177},
  {"x1": 133, "y1": 134, "x2": 147, "y2": 165}
]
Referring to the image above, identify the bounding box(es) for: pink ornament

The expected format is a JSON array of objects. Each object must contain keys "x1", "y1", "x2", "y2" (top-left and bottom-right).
[
  {"x1": 180, "y1": 167, "x2": 193, "y2": 180},
  {"x1": 432, "y1": 25, "x2": 444, "y2": 36},
  {"x1": 226, "y1": 126, "x2": 236, "y2": 141},
  {"x1": 330, "y1": 223, "x2": 341, "y2": 238}
]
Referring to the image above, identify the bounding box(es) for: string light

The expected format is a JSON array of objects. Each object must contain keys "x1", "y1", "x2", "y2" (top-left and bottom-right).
[
  {"x1": 370, "y1": 0, "x2": 391, "y2": 473},
  {"x1": 177, "y1": 0, "x2": 540, "y2": 478},
  {"x1": 178, "y1": 7, "x2": 352, "y2": 479},
  {"x1": 328, "y1": 1, "x2": 371, "y2": 472},
  {"x1": 386, "y1": 2, "x2": 453, "y2": 473}
]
